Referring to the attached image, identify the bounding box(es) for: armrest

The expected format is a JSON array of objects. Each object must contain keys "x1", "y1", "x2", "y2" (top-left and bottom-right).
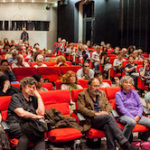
[
  {"x1": 112, "y1": 110, "x2": 119, "y2": 118},
  {"x1": 143, "y1": 106, "x2": 150, "y2": 115},
  {"x1": 73, "y1": 110, "x2": 86, "y2": 122},
  {"x1": 1, "y1": 121, "x2": 10, "y2": 132}
]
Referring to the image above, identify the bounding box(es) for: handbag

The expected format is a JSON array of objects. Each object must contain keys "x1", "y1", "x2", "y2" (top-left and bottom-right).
[{"x1": 21, "y1": 118, "x2": 48, "y2": 140}]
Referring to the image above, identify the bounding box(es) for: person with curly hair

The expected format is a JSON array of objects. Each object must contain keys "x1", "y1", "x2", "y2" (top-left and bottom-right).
[{"x1": 61, "y1": 70, "x2": 82, "y2": 90}]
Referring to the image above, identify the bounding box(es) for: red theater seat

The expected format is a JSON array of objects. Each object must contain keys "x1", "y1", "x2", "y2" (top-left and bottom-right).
[
  {"x1": 37, "y1": 66, "x2": 61, "y2": 82},
  {"x1": 12, "y1": 67, "x2": 37, "y2": 81},
  {"x1": 60, "y1": 65, "x2": 82, "y2": 75}
]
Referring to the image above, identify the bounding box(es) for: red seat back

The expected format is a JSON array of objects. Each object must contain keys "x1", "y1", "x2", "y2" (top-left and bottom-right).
[
  {"x1": 60, "y1": 66, "x2": 82, "y2": 75},
  {"x1": 37, "y1": 67, "x2": 61, "y2": 82},
  {"x1": 12, "y1": 67, "x2": 37, "y2": 81}
]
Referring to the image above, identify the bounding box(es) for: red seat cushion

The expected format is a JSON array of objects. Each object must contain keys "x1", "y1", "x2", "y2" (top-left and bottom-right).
[
  {"x1": 48, "y1": 128, "x2": 82, "y2": 142},
  {"x1": 86, "y1": 128, "x2": 105, "y2": 139},
  {"x1": 118, "y1": 123, "x2": 149, "y2": 132},
  {"x1": 0, "y1": 96, "x2": 11, "y2": 111}
]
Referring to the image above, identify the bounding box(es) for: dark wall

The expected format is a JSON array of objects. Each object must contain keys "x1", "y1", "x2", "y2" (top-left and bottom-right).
[
  {"x1": 57, "y1": 0, "x2": 79, "y2": 43},
  {"x1": 94, "y1": 0, "x2": 120, "y2": 47},
  {"x1": 120, "y1": 0, "x2": 150, "y2": 52},
  {"x1": 57, "y1": 0, "x2": 150, "y2": 52}
]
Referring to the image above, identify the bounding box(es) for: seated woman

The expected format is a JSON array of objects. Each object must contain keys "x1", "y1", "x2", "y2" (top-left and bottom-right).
[
  {"x1": 61, "y1": 71, "x2": 82, "y2": 90},
  {"x1": 139, "y1": 59, "x2": 150, "y2": 90},
  {"x1": 0, "y1": 75, "x2": 20, "y2": 96},
  {"x1": 115, "y1": 76, "x2": 150, "y2": 141},
  {"x1": 113, "y1": 52, "x2": 126, "y2": 76},
  {"x1": 55, "y1": 55, "x2": 68, "y2": 67},
  {"x1": 32, "y1": 74, "x2": 48, "y2": 92},
  {"x1": 12, "y1": 54, "x2": 30, "y2": 69},
  {"x1": 33, "y1": 54, "x2": 47, "y2": 68}
]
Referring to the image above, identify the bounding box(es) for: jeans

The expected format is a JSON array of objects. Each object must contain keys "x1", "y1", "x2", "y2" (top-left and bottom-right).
[
  {"x1": 92, "y1": 115, "x2": 127, "y2": 150},
  {"x1": 119, "y1": 115, "x2": 150, "y2": 140}
]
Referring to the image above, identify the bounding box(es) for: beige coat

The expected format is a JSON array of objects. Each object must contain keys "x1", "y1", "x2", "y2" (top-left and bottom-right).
[{"x1": 77, "y1": 89, "x2": 113, "y2": 132}]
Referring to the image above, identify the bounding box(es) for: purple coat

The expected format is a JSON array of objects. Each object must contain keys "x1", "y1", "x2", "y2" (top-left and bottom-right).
[{"x1": 115, "y1": 89, "x2": 143, "y2": 119}]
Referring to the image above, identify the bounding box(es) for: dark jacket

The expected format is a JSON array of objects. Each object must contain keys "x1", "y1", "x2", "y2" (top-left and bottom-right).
[
  {"x1": 0, "y1": 86, "x2": 20, "y2": 96},
  {"x1": 45, "y1": 108, "x2": 83, "y2": 132},
  {"x1": 77, "y1": 89, "x2": 113, "y2": 132}
]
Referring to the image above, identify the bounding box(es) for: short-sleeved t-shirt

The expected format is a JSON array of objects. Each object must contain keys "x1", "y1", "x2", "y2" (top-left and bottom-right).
[{"x1": 6, "y1": 93, "x2": 38, "y2": 124}]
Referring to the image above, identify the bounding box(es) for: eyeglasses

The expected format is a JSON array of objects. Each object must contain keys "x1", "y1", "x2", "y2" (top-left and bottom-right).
[{"x1": 84, "y1": 65, "x2": 89, "y2": 67}]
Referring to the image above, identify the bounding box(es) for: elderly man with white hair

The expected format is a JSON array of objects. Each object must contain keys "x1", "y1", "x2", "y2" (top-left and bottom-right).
[
  {"x1": 115, "y1": 76, "x2": 150, "y2": 141},
  {"x1": 12, "y1": 54, "x2": 30, "y2": 69}
]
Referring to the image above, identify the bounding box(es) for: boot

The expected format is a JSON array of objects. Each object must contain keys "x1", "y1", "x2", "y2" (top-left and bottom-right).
[{"x1": 121, "y1": 142, "x2": 139, "y2": 150}]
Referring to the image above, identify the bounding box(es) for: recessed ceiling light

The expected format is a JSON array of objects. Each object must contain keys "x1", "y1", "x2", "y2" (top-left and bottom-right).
[
  {"x1": 12, "y1": 0, "x2": 15, "y2": 2},
  {"x1": 22, "y1": 0, "x2": 24, "y2": 2},
  {"x1": 32, "y1": 0, "x2": 34, "y2": 2},
  {"x1": 45, "y1": 0, "x2": 48, "y2": 2},
  {"x1": 3, "y1": 0, "x2": 5, "y2": 2}
]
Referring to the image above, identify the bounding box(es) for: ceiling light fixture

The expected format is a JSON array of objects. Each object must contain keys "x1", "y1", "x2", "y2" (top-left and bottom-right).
[
  {"x1": 22, "y1": 0, "x2": 24, "y2": 2},
  {"x1": 45, "y1": 0, "x2": 48, "y2": 2},
  {"x1": 12, "y1": 0, "x2": 15, "y2": 2},
  {"x1": 3, "y1": 0, "x2": 5, "y2": 2}
]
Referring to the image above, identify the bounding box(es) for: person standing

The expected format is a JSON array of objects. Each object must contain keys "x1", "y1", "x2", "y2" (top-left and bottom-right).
[{"x1": 21, "y1": 28, "x2": 29, "y2": 42}]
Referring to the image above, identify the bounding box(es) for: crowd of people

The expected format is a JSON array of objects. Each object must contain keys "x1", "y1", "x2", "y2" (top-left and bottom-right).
[{"x1": 0, "y1": 35, "x2": 150, "y2": 150}]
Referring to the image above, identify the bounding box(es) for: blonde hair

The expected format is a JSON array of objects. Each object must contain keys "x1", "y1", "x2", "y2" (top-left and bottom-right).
[
  {"x1": 56, "y1": 55, "x2": 66, "y2": 64},
  {"x1": 61, "y1": 71, "x2": 77, "y2": 84}
]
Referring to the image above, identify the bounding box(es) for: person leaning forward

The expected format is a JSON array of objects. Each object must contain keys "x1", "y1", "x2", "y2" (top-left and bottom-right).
[
  {"x1": 6, "y1": 77, "x2": 45, "y2": 150},
  {"x1": 77, "y1": 78, "x2": 139, "y2": 150}
]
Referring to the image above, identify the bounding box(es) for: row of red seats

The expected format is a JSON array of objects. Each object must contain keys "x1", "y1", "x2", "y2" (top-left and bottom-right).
[
  {"x1": 0, "y1": 87, "x2": 148, "y2": 148},
  {"x1": 11, "y1": 79, "x2": 111, "y2": 90},
  {"x1": 12, "y1": 65, "x2": 82, "y2": 81}
]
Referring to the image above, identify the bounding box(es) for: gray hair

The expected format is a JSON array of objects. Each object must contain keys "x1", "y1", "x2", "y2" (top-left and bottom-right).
[
  {"x1": 20, "y1": 77, "x2": 37, "y2": 90},
  {"x1": 119, "y1": 76, "x2": 134, "y2": 88}
]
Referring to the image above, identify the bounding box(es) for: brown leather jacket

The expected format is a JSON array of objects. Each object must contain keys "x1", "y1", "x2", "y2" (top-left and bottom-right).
[{"x1": 77, "y1": 89, "x2": 113, "y2": 132}]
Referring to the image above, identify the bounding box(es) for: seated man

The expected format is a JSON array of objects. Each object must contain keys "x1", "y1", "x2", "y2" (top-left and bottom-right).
[
  {"x1": 94, "y1": 71, "x2": 110, "y2": 88},
  {"x1": 6, "y1": 77, "x2": 45, "y2": 150},
  {"x1": 77, "y1": 78, "x2": 138, "y2": 150},
  {"x1": 77, "y1": 60, "x2": 94, "y2": 80}
]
